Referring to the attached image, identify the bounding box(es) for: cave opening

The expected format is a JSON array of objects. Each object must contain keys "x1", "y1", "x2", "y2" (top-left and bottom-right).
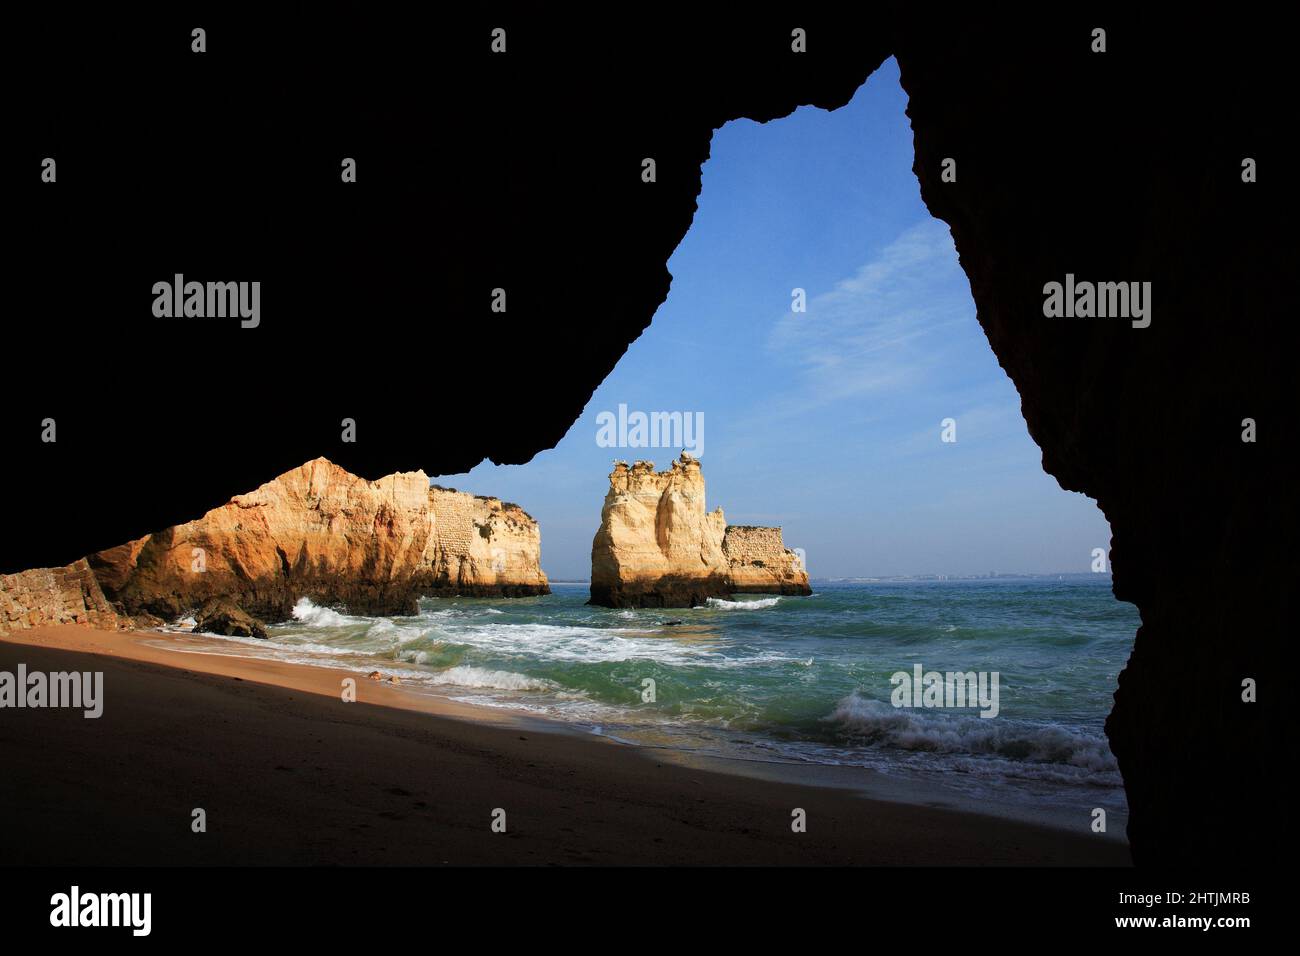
[
  {"x1": 6, "y1": 3, "x2": 1286, "y2": 876},
  {"x1": 430, "y1": 57, "x2": 1140, "y2": 847}
]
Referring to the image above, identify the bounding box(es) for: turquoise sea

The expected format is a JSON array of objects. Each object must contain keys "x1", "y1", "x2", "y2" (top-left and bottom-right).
[{"x1": 166, "y1": 576, "x2": 1138, "y2": 829}]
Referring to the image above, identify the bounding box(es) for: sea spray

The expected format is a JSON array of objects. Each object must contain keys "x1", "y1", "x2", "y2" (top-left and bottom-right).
[{"x1": 826, "y1": 691, "x2": 1117, "y2": 772}]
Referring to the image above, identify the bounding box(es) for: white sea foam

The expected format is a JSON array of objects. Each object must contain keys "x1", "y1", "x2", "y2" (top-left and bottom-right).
[
  {"x1": 432, "y1": 666, "x2": 556, "y2": 691},
  {"x1": 435, "y1": 621, "x2": 798, "y2": 669},
  {"x1": 706, "y1": 596, "x2": 782, "y2": 610},
  {"x1": 183, "y1": 630, "x2": 376, "y2": 658},
  {"x1": 291, "y1": 597, "x2": 350, "y2": 628},
  {"x1": 369, "y1": 620, "x2": 435, "y2": 645},
  {"x1": 140, "y1": 636, "x2": 435, "y2": 683},
  {"x1": 825, "y1": 691, "x2": 1118, "y2": 772},
  {"x1": 398, "y1": 648, "x2": 433, "y2": 665}
]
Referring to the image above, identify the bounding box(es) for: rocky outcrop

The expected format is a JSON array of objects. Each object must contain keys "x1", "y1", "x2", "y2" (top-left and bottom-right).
[
  {"x1": 422, "y1": 486, "x2": 550, "y2": 599},
  {"x1": 723, "y1": 526, "x2": 809, "y2": 594},
  {"x1": 192, "y1": 597, "x2": 268, "y2": 640},
  {"x1": 0, "y1": 559, "x2": 122, "y2": 636},
  {"x1": 590, "y1": 454, "x2": 809, "y2": 607},
  {"x1": 589, "y1": 455, "x2": 728, "y2": 608},
  {"x1": 87, "y1": 458, "x2": 548, "y2": 623}
]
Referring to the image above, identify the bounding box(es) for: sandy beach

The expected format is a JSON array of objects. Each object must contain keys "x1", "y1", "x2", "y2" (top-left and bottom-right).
[{"x1": 1, "y1": 625, "x2": 1130, "y2": 866}]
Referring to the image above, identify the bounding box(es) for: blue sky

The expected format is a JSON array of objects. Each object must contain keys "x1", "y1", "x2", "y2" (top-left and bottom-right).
[{"x1": 444, "y1": 58, "x2": 1112, "y2": 580}]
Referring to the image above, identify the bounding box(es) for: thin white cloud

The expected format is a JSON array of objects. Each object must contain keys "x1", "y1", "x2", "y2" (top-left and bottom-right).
[{"x1": 768, "y1": 218, "x2": 974, "y2": 409}]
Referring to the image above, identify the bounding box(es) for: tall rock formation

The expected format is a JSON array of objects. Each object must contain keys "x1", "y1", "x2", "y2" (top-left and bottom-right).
[
  {"x1": 590, "y1": 454, "x2": 809, "y2": 607},
  {"x1": 86, "y1": 458, "x2": 548, "y2": 624}
]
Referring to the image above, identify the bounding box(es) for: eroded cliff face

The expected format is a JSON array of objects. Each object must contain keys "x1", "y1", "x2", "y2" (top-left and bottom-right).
[
  {"x1": 723, "y1": 526, "x2": 809, "y2": 594},
  {"x1": 0, "y1": 559, "x2": 122, "y2": 636},
  {"x1": 424, "y1": 485, "x2": 549, "y2": 599},
  {"x1": 887, "y1": 12, "x2": 1290, "y2": 865},
  {"x1": 87, "y1": 458, "x2": 548, "y2": 622},
  {"x1": 590, "y1": 454, "x2": 809, "y2": 607}
]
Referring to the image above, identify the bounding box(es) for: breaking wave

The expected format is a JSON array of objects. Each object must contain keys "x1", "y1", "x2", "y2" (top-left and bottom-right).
[
  {"x1": 706, "y1": 596, "x2": 782, "y2": 610},
  {"x1": 825, "y1": 691, "x2": 1118, "y2": 773},
  {"x1": 291, "y1": 597, "x2": 350, "y2": 628},
  {"x1": 431, "y1": 666, "x2": 556, "y2": 691}
]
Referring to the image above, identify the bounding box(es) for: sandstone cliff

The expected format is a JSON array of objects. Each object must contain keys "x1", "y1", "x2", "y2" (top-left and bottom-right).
[
  {"x1": 590, "y1": 454, "x2": 809, "y2": 607},
  {"x1": 0, "y1": 559, "x2": 123, "y2": 636},
  {"x1": 722, "y1": 525, "x2": 809, "y2": 594},
  {"x1": 85, "y1": 458, "x2": 548, "y2": 624}
]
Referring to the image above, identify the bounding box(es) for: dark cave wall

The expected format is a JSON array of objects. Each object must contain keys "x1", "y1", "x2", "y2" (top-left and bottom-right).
[
  {"x1": 9, "y1": 6, "x2": 1291, "y2": 863},
  {"x1": 893, "y1": 10, "x2": 1291, "y2": 863},
  {"x1": 7, "y1": 9, "x2": 891, "y2": 573}
]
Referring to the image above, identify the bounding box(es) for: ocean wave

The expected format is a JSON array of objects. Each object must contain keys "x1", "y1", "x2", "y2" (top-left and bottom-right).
[
  {"x1": 367, "y1": 619, "x2": 436, "y2": 645},
  {"x1": 140, "y1": 636, "x2": 435, "y2": 683},
  {"x1": 825, "y1": 691, "x2": 1118, "y2": 772},
  {"x1": 706, "y1": 596, "x2": 782, "y2": 610},
  {"x1": 291, "y1": 597, "x2": 351, "y2": 628},
  {"x1": 431, "y1": 665, "x2": 557, "y2": 691},
  {"x1": 436, "y1": 621, "x2": 801, "y2": 669},
  {"x1": 185, "y1": 629, "x2": 374, "y2": 657}
]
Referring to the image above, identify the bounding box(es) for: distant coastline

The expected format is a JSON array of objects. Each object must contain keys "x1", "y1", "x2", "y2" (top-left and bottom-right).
[
  {"x1": 818, "y1": 571, "x2": 1113, "y2": 583},
  {"x1": 542, "y1": 572, "x2": 1112, "y2": 586}
]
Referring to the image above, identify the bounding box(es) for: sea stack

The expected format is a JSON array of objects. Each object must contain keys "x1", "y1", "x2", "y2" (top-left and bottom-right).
[
  {"x1": 589, "y1": 453, "x2": 810, "y2": 608},
  {"x1": 66, "y1": 457, "x2": 549, "y2": 629}
]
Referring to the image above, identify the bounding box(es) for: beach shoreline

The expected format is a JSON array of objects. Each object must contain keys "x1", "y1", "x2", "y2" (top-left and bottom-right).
[{"x1": 1, "y1": 625, "x2": 1130, "y2": 866}]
